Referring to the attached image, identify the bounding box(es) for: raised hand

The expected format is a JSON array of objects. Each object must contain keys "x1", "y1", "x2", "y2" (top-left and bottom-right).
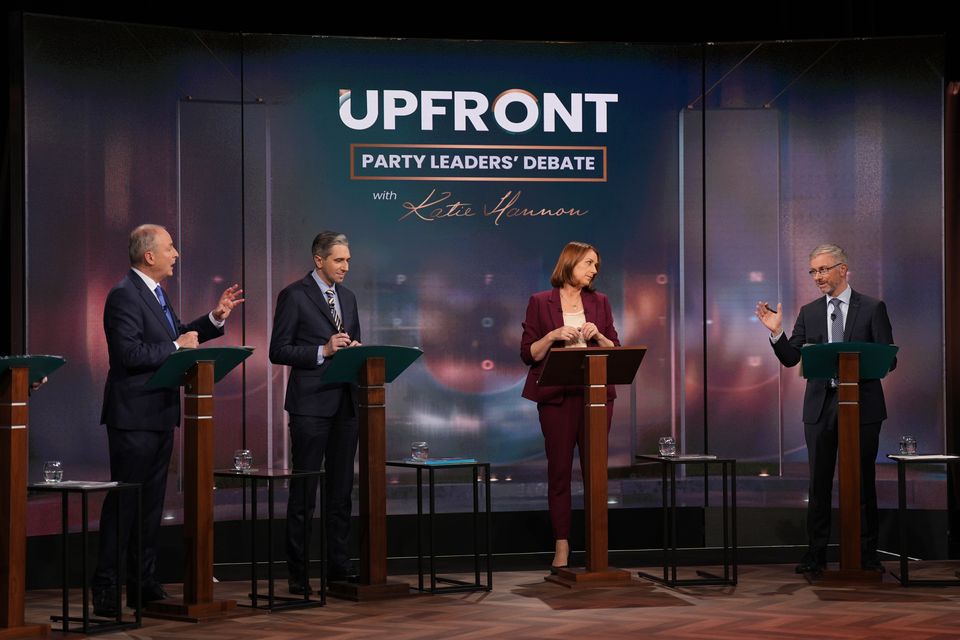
[
  {"x1": 755, "y1": 301, "x2": 783, "y2": 335},
  {"x1": 212, "y1": 284, "x2": 245, "y2": 322}
]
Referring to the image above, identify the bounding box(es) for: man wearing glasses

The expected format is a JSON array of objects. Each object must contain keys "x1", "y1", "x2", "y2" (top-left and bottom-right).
[{"x1": 755, "y1": 243, "x2": 895, "y2": 575}]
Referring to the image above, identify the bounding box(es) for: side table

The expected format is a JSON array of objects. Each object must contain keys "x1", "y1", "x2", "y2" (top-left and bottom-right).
[
  {"x1": 385, "y1": 460, "x2": 492, "y2": 593},
  {"x1": 634, "y1": 455, "x2": 737, "y2": 587},
  {"x1": 885, "y1": 454, "x2": 960, "y2": 586},
  {"x1": 214, "y1": 468, "x2": 326, "y2": 610},
  {"x1": 29, "y1": 481, "x2": 141, "y2": 635}
]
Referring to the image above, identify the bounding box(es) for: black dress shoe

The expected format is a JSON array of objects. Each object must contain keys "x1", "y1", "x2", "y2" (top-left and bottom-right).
[
  {"x1": 328, "y1": 564, "x2": 359, "y2": 583},
  {"x1": 288, "y1": 579, "x2": 314, "y2": 595},
  {"x1": 862, "y1": 557, "x2": 886, "y2": 572},
  {"x1": 92, "y1": 586, "x2": 120, "y2": 618},
  {"x1": 127, "y1": 583, "x2": 169, "y2": 609},
  {"x1": 795, "y1": 552, "x2": 825, "y2": 574},
  {"x1": 549, "y1": 565, "x2": 568, "y2": 575}
]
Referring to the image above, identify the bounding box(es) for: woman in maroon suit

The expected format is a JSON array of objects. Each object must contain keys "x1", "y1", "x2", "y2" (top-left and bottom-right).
[{"x1": 520, "y1": 241, "x2": 619, "y2": 571}]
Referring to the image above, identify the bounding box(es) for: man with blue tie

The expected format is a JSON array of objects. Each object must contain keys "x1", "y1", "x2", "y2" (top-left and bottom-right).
[
  {"x1": 93, "y1": 224, "x2": 244, "y2": 616},
  {"x1": 269, "y1": 231, "x2": 362, "y2": 593},
  {"x1": 756, "y1": 243, "x2": 895, "y2": 574}
]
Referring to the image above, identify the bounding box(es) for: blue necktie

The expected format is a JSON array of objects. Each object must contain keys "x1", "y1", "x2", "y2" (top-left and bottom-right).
[{"x1": 155, "y1": 286, "x2": 177, "y2": 335}]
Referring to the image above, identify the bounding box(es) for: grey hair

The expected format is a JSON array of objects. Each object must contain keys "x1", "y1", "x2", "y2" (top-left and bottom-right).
[
  {"x1": 312, "y1": 231, "x2": 349, "y2": 258},
  {"x1": 128, "y1": 224, "x2": 166, "y2": 265},
  {"x1": 809, "y1": 243, "x2": 848, "y2": 264}
]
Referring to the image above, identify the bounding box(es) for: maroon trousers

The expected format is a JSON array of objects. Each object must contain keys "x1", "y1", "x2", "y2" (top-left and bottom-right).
[{"x1": 538, "y1": 394, "x2": 614, "y2": 540}]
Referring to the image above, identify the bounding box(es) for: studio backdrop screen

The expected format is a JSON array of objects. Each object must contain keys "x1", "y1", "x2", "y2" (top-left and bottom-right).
[{"x1": 22, "y1": 15, "x2": 945, "y2": 538}]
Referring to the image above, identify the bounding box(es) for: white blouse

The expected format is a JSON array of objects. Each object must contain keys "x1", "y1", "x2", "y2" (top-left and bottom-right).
[{"x1": 562, "y1": 310, "x2": 587, "y2": 347}]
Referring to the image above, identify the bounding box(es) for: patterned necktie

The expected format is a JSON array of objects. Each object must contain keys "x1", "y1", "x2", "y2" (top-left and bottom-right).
[
  {"x1": 830, "y1": 298, "x2": 844, "y2": 343},
  {"x1": 325, "y1": 289, "x2": 344, "y2": 333},
  {"x1": 829, "y1": 298, "x2": 844, "y2": 387},
  {"x1": 154, "y1": 286, "x2": 177, "y2": 335}
]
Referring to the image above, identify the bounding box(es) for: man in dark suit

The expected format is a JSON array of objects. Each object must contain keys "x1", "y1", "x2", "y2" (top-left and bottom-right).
[
  {"x1": 269, "y1": 231, "x2": 361, "y2": 593},
  {"x1": 92, "y1": 224, "x2": 243, "y2": 616},
  {"x1": 756, "y1": 243, "x2": 895, "y2": 574}
]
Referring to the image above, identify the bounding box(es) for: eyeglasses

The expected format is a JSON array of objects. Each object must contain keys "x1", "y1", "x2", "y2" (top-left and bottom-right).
[{"x1": 808, "y1": 263, "x2": 844, "y2": 277}]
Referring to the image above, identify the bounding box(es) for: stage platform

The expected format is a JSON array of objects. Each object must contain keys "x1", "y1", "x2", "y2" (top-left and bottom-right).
[{"x1": 21, "y1": 562, "x2": 960, "y2": 638}]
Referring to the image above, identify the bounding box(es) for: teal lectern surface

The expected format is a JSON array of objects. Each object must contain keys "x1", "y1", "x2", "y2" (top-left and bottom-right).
[
  {"x1": 800, "y1": 342, "x2": 898, "y2": 380},
  {"x1": 145, "y1": 346, "x2": 253, "y2": 389},
  {"x1": 0, "y1": 354, "x2": 65, "y2": 385},
  {"x1": 318, "y1": 345, "x2": 423, "y2": 384}
]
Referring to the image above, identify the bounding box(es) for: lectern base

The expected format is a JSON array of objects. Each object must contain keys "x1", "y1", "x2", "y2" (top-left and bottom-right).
[
  {"x1": 327, "y1": 580, "x2": 410, "y2": 601},
  {"x1": 817, "y1": 569, "x2": 885, "y2": 585},
  {"x1": 545, "y1": 567, "x2": 632, "y2": 588},
  {"x1": 0, "y1": 623, "x2": 49, "y2": 639},
  {"x1": 144, "y1": 598, "x2": 238, "y2": 622}
]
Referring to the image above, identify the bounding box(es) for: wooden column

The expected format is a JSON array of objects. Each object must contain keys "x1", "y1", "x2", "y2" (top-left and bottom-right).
[
  {"x1": 146, "y1": 361, "x2": 237, "y2": 620},
  {"x1": 583, "y1": 354, "x2": 610, "y2": 572},
  {"x1": 836, "y1": 352, "x2": 862, "y2": 572},
  {"x1": 822, "y1": 351, "x2": 880, "y2": 582},
  {"x1": 330, "y1": 357, "x2": 407, "y2": 600},
  {"x1": 360, "y1": 357, "x2": 387, "y2": 585},
  {"x1": 0, "y1": 367, "x2": 48, "y2": 638},
  {"x1": 547, "y1": 354, "x2": 630, "y2": 587}
]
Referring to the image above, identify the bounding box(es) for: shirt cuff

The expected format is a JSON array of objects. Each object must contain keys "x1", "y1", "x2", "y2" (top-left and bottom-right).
[
  {"x1": 316, "y1": 346, "x2": 325, "y2": 366},
  {"x1": 769, "y1": 330, "x2": 784, "y2": 343},
  {"x1": 208, "y1": 311, "x2": 225, "y2": 328}
]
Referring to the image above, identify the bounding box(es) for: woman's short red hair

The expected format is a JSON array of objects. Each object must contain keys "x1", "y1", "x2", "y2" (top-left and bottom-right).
[{"x1": 549, "y1": 241, "x2": 600, "y2": 290}]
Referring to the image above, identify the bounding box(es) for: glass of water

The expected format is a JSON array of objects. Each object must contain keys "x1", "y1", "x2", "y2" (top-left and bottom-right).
[
  {"x1": 411, "y1": 441, "x2": 429, "y2": 462},
  {"x1": 233, "y1": 449, "x2": 253, "y2": 471},
  {"x1": 658, "y1": 437, "x2": 677, "y2": 457},
  {"x1": 42, "y1": 460, "x2": 63, "y2": 483},
  {"x1": 898, "y1": 436, "x2": 918, "y2": 456}
]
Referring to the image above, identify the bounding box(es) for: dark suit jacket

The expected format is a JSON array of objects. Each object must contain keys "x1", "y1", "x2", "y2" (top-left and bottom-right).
[
  {"x1": 520, "y1": 288, "x2": 620, "y2": 405},
  {"x1": 101, "y1": 269, "x2": 223, "y2": 430},
  {"x1": 269, "y1": 272, "x2": 361, "y2": 417},
  {"x1": 771, "y1": 288, "x2": 896, "y2": 424}
]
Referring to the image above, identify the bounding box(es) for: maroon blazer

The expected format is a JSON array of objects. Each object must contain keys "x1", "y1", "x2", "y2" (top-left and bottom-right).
[{"x1": 520, "y1": 288, "x2": 620, "y2": 405}]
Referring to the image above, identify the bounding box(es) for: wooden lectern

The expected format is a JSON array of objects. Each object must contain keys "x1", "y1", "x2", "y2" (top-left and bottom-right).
[
  {"x1": 141, "y1": 347, "x2": 251, "y2": 621},
  {"x1": 538, "y1": 346, "x2": 646, "y2": 587},
  {"x1": 1, "y1": 354, "x2": 64, "y2": 639},
  {"x1": 800, "y1": 342, "x2": 898, "y2": 581},
  {"x1": 318, "y1": 345, "x2": 422, "y2": 601}
]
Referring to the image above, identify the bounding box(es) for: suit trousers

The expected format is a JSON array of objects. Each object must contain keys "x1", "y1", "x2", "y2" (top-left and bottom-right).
[
  {"x1": 92, "y1": 428, "x2": 174, "y2": 589},
  {"x1": 538, "y1": 394, "x2": 614, "y2": 540},
  {"x1": 286, "y1": 394, "x2": 358, "y2": 579},
  {"x1": 804, "y1": 387, "x2": 881, "y2": 559}
]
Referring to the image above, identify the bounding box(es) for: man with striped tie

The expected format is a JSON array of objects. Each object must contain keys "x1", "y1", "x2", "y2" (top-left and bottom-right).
[
  {"x1": 756, "y1": 243, "x2": 896, "y2": 575},
  {"x1": 270, "y1": 231, "x2": 362, "y2": 593}
]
